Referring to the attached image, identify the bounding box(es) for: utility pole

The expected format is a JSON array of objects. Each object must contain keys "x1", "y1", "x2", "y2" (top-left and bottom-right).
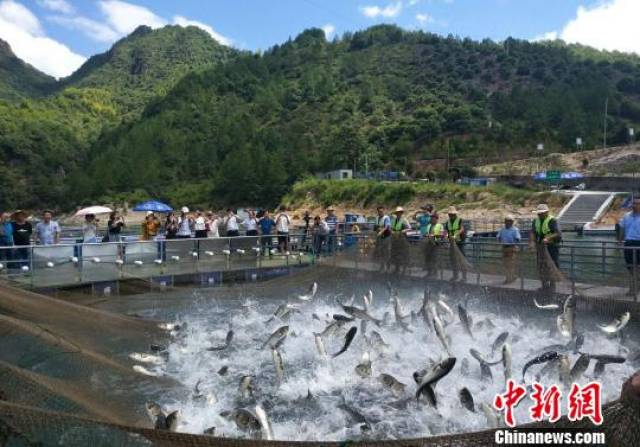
[{"x1": 603, "y1": 97, "x2": 608, "y2": 150}]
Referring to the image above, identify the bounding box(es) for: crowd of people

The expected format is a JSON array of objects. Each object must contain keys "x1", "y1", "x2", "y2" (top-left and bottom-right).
[{"x1": 1, "y1": 198, "x2": 640, "y2": 296}]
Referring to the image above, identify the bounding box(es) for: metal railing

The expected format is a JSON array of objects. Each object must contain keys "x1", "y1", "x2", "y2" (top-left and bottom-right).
[{"x1": 0, "y1": 233, "x2": 318, "y2": 288}]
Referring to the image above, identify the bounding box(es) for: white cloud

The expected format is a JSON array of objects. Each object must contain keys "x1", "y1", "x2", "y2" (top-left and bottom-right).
[
  {"x1": 416, "y1": 13, "x2": 433, "y2": 25},
  {"x1": 321, "y1": 23, "x2": 335, "y2": 38},
  {"x1": 49, "y1": 15, "x2": 120, "y2": 43},
  {"x1": 361, "y1": 2, "x2": 402, "y2": 19},
  {"x1": 47, "y1": 1, "x2": 232, "y2": 47},
  {"x1": 38, "y1": 0, "x2": 73, "y2": 14},
  {"x1": 538, "y1": 0, "x2": 640, "y2": 54},
  {"x1": 0, "y1": 0, "x2": 85, "y2": 78},
  {"x1": 531, "y1": 31, "x2": 558, "y2": 43},
  {"x1": 98, "y1": 0, "x2": 166, "y2": 35},
  {"x1": 172, "y1": 15, "x2": 232, "y2": 46}
]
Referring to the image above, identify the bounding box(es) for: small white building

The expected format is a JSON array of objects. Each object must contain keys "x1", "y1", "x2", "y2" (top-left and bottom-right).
[{"x1": 318, "y1": 169, "x2": 353, "y2": 180}]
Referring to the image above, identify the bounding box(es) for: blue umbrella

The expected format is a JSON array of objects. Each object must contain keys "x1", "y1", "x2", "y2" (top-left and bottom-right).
[
  {"x1": 533, "y1": 172, "x2": 546, "y2": 180},
  {"x1": 133, "y1": 200, "x2": 173, "y2": 213}
]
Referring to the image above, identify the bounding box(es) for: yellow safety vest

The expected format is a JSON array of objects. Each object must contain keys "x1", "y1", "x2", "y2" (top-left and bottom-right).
[
  {"x1": 430, "y1": 223, "x2": 443, "y2": 238},
  {"x1": 534, "y1": 215, "x2": 554, "y2": 236},
  {"x1": 446, "y1": 217, "x2": 462, "y2": 238},
  {"x1": 392, "y1": 217, "x2": 407, "y2": 232}
]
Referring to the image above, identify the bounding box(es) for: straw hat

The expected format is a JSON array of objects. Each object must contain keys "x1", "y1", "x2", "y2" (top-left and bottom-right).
[
  {"x1": 146, "y1": 211, "x2": 154, "y2": 216},
  {"x1": 505, "y1": 214, "x2": 515, "y2": 221},
  {"x1": 395, "y1": 206, "x2": 405, "y2": 213},
  {"x1": 534, "y1": 204, "x2": 549, "y2": 214},
  {"x1": 181, "y1": 206, "x2": 189, "y2": 213},
  {"x1": 447, "y1": 206, "x2": 458, "y2": 214},
  {"x1": 326, "y1": 205, "x2": 335, "y2": 211}
]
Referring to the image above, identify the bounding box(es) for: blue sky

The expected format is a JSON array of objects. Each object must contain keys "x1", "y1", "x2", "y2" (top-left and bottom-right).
[{"x1": 0, "y1": 0, "x2": 638, "y2": 78}]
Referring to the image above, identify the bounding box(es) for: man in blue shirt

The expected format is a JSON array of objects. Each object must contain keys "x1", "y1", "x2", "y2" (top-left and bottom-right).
[
  {"x1": 497, "y1": 214, "x2": 521, "y2": 284},
  {"x1": 35, "y1": 211, "x2": 60, "y2": 245},
  {"x1": 0, "y1": 212, "x2": 14, "y2": 264},
  {"x1": 415, "y1": 205, "x2": 433, "y2": 237},
  {"x1": 374, "y1": 206, "x2": 391, "y2": 271},
  {"x1": 618, "y1": 197, "x2": 640, "y2": 296},
  {"x1": 259, "y1": 210, "x2": 276, "y2": 257}
]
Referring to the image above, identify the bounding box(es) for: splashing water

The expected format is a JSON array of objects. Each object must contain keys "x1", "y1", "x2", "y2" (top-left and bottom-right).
[{"x1": 150, "y1": 285, "x2": 637, "y2": 441}]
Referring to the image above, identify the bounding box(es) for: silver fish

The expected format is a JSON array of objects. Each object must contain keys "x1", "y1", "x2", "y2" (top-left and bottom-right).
[
  {"x1": 415, "y1": 357, "x2": 456, "y2": 406},
  {"x1": 491, "y1": 331, "x2": 509, "y2": 357},
  {"x1": 558, "y1": 354, "x2": 571, "y2": 386},
  {"x1": 207, "y1": 329, "x2": 234, "y2": 351},
  {"x1": 342, "y1": 305, "x2": 381, "y2": 325},
  {"x1": 563, "y1": 295, "x2": 577, "y2": 338},
  {"x1": 313, "y1": 332, "x2": 328, "y2": 358},
  {"x1": 272, "y1": 349, "x2": 285, "y2": 383},
  {"x1": 338, "y1": 399, "x2": 372, "y2": 432},
  {"x1": 393, "y1": 296, "x2": 412, "y2": 333},
  {"x1": 502, "y1": 343, "x2": 512, "y2": 385},
  {"x1": 598, "y1": 312, "x2": 630, "y2": 334},
  {"x1": 379, "y1": 373, "x2": 406, "y2": 398},
  {"x1": 457, "y1": 304, "x2": 474, "y2": 339},
  {"x1": 367, "y1": 330, "x2": 389, "y2": 350},
  {"x1": 298, "y1": 282, "x2": 318, "y2": 301},
  {"x1": 165, "y1": 410, "x2": 179, "y2": 432},
  {"x1": 255, "y1": 405, "x2": 274, "y2": 440},
  {"x1": 260, "y1": 326, "x2": 289, "y2": 350},
  {"x1": 239, "y1": 375, "x2": 254, "y2": 399},
  {"x1": 536, "y1": 358, "x2": 560, "y2": 382},
  {"x1": 556, "y1": 314, "x2": 571, "y2": 339},
  {"x1": 533, "y1": 298, "x2": 560, "y2": 310},
  {"x1": 437, "y1": 299, "x2": 455, "y2": 324},
  {"x1": 363, "y1": 290, "x2": 373, "y2": 309},
  {"x1": 481, "y1": 403, "x2": 500, "y2": 428},
  {"x1": 355, "y1": 352, "x2": 372, "y2": 378},
  {"x1": 433, "y1": 316, "x2": 451, "y2": 355},
  {"x1": 459, "y1": 387, "x2": 475, "y2": 412},
  {"x1": 233, "y1": 408, "x2": 261, "y2": 433},
  {"x1": 569, "y1": 353, "x2": 590, "y2": 382}
]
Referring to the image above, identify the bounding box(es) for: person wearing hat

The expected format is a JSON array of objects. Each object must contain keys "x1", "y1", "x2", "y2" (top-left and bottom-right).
[
  {"x1": 415, "y1": 205, "x2": 433, "y2": 237},
  {"x1": 497, "y1": 214, "x2": 521, "y2": 284},
  {"x1": 176, "y1": 207, "x2": 194, "y2": 239},
  {"x1": 617, "y1": 196, "x2": 640, "y2": 296},
  {"x1": 423, "y1": 213, "x2": 444, "y2": 277},
  {"x1": 141, "y1": 211, "x2": 161, "y2": 241},
  {"x1": 390, "y1": 206, "x2": 411, "y2": 274},
  {"x1": 10, "y1": 210, "x2": 31, "y2": 268},
  {"x1": 373, "y1": 206, "x2": 392, "y2": 271},
  {"x1": 529, "y1": 203, "x2": 562, "y2": 292},
  {"x1": 325, "y1": 206, "x2": 339, "y2": 254},
  {"x1": 445, "y1": 206, "x2": 467, "y2": 281}
]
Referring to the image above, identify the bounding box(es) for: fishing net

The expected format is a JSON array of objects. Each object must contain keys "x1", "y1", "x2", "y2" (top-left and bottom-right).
[{"x1": 0, "y1": 234, "x2": 639, "y2": 446}]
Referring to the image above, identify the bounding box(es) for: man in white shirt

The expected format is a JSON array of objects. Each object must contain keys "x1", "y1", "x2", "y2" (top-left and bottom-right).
[
  {"x1": 177, "y1": 206, "x2": 193, "y2": 239},
  {"x1": 194, "y1": 210, "x2": 207, "y2": 239},
  {"x1": 225, "y1": 209, "x2": 240, "y2": 237},
  {"x1": 243, "y1": 210, "x2": 259, "y2": 237},
  {"x1": 35, "y1": 211, "x2": 60, "y2": 245},
  {"x1": 206, "y1": 211, "x2": 220, "y2": 238},
  {"x1": 275, "y1": 205, "x2": 290, "y2": 252}
]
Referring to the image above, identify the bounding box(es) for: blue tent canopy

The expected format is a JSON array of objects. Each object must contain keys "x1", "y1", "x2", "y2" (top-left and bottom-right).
[
  {"x1": 133, "y1": 200, "x2": 173, "y2": 212},
  {"x1": 561, "y1": 172, "x2": 584, "y2": 179}
]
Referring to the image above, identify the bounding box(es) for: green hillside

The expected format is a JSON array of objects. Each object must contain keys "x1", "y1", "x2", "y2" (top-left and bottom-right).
[
  {"x1": 0, "y1": 39, "x2": 56, "y2": 101},
  {"x1": 77, "y1": 26, "x2": 640, "y2": 207},
  {"x1": 0, "y1": 26, "x2": 235, "y2": 209}
]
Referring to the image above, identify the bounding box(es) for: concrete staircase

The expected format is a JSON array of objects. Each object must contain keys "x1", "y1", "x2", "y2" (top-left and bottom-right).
[{"x1": 557, "y1": 193, "x2": 615, "y2": 229}]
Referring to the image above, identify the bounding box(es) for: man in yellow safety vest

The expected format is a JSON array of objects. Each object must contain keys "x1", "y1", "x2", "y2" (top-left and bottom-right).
[
  {"x1": 445, "y1": 206, "x2": 467, "y2": 281},
  {"x1": 390, "y1": 206, "x2": 411, "y2": 274},
  {"x1": 529, "y1": 203, "x2": 562, "y2": 292}
]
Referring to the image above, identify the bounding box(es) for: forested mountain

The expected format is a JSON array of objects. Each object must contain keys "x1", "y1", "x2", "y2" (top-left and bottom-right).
[
  {"x1": 2, "y1": 25, "x2": 640, "y2": 210},
  {"x1": 75, "y1": 26, "x2": 640, "y2": 207},
  {"x1": 0, "y1": 39, "x2": 56, "y2": 101},
  {"x1": 0, "y1": 26, "x2": 234, "y2": 209}
]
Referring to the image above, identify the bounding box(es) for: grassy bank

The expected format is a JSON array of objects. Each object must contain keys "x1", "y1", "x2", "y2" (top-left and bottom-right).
[{"x1": 282, "y1": 178, "x2": 567, "y2": 219}]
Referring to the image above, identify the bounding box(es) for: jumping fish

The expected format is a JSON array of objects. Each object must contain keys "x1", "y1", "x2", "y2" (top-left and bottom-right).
[
  {"x1": 233, "y1": 408, "x2": 261, "y2": 434},
  {"x1": 481, "y1": 403, "x2": 501, "y2": 428},
  {"x1": 393, "y1": 296, "x2": 413, "y2": 333},
  {"x1": 338, "y1": 398, "x2": 372, "y2": 432},
  {"x1": 415, "y1": 358, "x2": 457, "y2": 407},
  {"x1": 459, "y1": 387, "x2": 475, "y2": 412},
  {"x1": 363, "y1": 290, "x2": 373, "y2": 309},
  {"x1": 260, "y1": 326, "x2": 289, "y2": 350},
  {"x1": 522, "y1": 351, "x2": 559, "y2": 381},
  {"x1": 457, "y1": 304, "x2": 474, "y2": 339},
  {"x1": 569, "y1": 354, "x2": 590, "y2": 382},
  {"x1": 207, "y1": 329, "x2": 234, "y2": 351},
  {"x1": 332, "y1": 327, "x2": 357, "y2": 358},
  {"x1": 598, "y1": 312, "x2": 630, "y2": 334},
  {"x1": 437, "y1": 299, "x2": 455, "y2": 324},
  {"x1": 313, "y1": 332, "x2": 328, "y2": 358},
  {"x1": 298, "y1": 282, "x2": 318, "y2": 301},
  {"x1": 129, "y1": 353, "x2": 164, "y2": 365},
  {"x1": 533, "y1": 298, "x2": 560, "y2": 310},
  {"x1": 502, "y1": 343, "x2": 512, "y2": 385},
  {"x1": 367, "y1": 330, "x2": 389, "y2": 350},
  {"x1": 239, "y1": 375, "x2": 254, "y2": 399},
  {"x1": 491, "y1": 332, "x2": 509, "y2": 357},
  {"x1": 470, "y1": 348, "x2": 497, "y2": 382},
  {"x1": 333, "y1": 314, "x2": 355, "y2": 322},
  {"x1": 379, "y1": 373, "x2": 406, "y2": 398},
  {"x1": 563, "y1": 295, "x2": 577, "y2": 338},
  {"x1": 342, "y1": 305, "x2": 382, "y2": 325},
  {"x1": 255, "y1": 405, "x2": 274, "y2": 440},
  {"x1": 272, "y1": 349, "x2": 285, "y2": 383},
  {"x1": 433, "y1": 316, "x2": 451, "y2": 355},
  {"x1": 355, "y1": 352, "x2": 372, "y2": 378},
  {"x1": 558, "y1": 354, "x2": 571, "y2": 386},
  {"x1": 133, "y1": 365, "x2": 159, "y2": 377}
]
